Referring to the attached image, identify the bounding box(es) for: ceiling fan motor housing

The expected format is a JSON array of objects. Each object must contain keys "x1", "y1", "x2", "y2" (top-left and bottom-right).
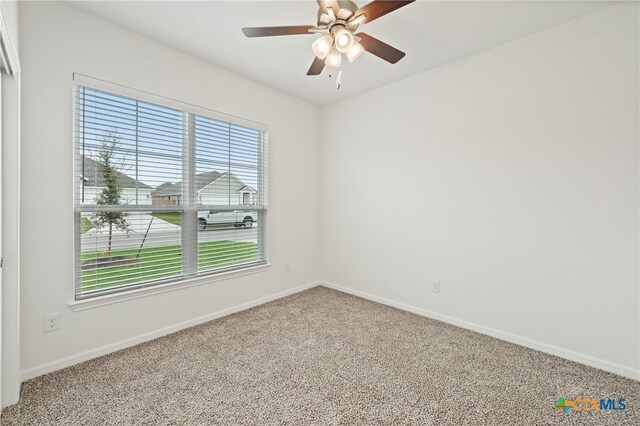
[{"x1": 317, "y1": 0, "x2": 360, "y2": 33}]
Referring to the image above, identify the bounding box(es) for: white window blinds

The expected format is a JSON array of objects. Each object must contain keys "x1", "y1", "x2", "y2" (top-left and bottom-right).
[{"x1": 74, "y1": 76, "x2": 268, "y2": 299}]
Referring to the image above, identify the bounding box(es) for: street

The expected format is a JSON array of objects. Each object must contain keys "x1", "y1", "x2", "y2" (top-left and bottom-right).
[{"x1": 81, "y1": 214, "x2": 258, "y2": 253}]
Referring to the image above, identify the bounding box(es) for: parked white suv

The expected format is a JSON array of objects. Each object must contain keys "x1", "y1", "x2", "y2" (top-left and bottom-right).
[{"x1": 197, "y1": 210, "x2": 257, "y2": 230}]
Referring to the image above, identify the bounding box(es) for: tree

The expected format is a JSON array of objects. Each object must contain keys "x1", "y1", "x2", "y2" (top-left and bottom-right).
[{"x1": 92, "y1": 133, "x2": 131, "y2": 256}]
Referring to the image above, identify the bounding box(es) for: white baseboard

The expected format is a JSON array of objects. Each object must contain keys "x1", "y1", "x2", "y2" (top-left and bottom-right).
[
  {"x1": 21, "y1": 280, "x2": 639, "y2": 383},
  {"x1": 21, "y1": 281, "x2": 319, "y2": 382},
  {"x1": 320, "y1": 281, "x2": 640, "y2": 381}
]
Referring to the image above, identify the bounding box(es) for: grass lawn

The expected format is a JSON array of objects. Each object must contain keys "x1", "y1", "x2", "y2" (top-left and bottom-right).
[
  {"x1": 80, "y1": 240, "x2": 257, "y2": 292},
  {"x1": 151, "y1": 212, "x2": 182, "y2": 226},
  {"x1": 80, "y1": 217, "x2": 94, "y2": 233}
]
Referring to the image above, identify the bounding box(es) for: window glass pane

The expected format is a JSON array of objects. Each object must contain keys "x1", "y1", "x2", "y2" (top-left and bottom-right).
[
  {"x1": 195, "y1": 117, "x2": 261, "y2": 206},
  {"x1": 197, "y1": 210, "x2": 259, "y2": 273},
  {"x1": 79, "y1": 211, "x2": 183, "y2": 294},
  {"x1": 76, "y1": 87, "x2": 183, "y2": 206}
]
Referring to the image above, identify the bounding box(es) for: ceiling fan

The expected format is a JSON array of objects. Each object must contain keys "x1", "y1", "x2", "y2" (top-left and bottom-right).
[{"x1": 242, "y1": 0, "x2": 415, "y2": 76}]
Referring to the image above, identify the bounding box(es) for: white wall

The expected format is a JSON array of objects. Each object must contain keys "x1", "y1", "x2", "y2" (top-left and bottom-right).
[
  {"x1": 19, "y1": 1, "x2": 320, "y2": 375},
  {"x1": 320, "y1": 3, "x2": 639, "y2": 377}
]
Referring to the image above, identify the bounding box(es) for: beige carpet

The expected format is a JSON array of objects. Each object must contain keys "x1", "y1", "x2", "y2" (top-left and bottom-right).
[{"x1": 2, "y1": 286, "x2": 639, "y2": 425}]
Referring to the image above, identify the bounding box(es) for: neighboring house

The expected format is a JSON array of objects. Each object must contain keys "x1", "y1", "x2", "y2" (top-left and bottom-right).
[
  {"x1": 80, "y1": 156, "x2": 153, "y2": 205},
  {"x1": 152, "y1": 171, "x2": 256, "y2": 206}
]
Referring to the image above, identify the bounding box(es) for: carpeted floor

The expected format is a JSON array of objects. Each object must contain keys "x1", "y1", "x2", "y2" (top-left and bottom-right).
[{"x1": 2, "y1": 286, "x2": 639, "y2": 425}]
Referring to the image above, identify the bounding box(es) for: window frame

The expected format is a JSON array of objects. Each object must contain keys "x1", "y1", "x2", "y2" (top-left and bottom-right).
[{"x1": 72, "y1": 74, "x2": 269, "y2": 301}]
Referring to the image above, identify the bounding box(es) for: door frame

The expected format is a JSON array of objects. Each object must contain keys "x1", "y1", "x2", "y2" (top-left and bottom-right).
[{"x1": 0, "y1": 0, "x2": 21, "y2": 410}]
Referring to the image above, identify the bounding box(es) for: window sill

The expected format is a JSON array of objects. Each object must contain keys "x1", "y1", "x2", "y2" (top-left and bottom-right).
[{"x1": 68, "y1": 263, "x2": 271, "y2": 312}]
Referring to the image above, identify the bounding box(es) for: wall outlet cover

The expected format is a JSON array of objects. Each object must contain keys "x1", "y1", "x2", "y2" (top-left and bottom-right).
[{"x1": 44, "y1": 314, "x2": 60, "y2": 333}]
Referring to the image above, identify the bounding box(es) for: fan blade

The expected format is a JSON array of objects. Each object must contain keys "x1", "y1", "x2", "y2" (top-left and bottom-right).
[
  {"x1": 242, "y1": 26, "x2": 316, "y2": 37},
  {"x1": 317, "y1": 0, "x2": 340, "y2": 16},
  {"x1": 307, "y1": 57, "x2": 325, "y2": 76},
  {"x1": 355, "y1": 0, "x2": 415, "y2": 24},
  {"x1": 356, "y1": 33, "x2": 406, "y2": 64}
]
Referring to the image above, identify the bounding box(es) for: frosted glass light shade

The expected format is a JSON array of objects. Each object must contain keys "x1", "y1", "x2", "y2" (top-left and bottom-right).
[
  {"x1": 312, "y1": 35, "x2": 334, "y2": 59},
  {"x1": 334, "y1": 29, "x2": 354, "y2": 53},
  {"x1": 324, "y1": 47, "x2": 342, "y2": 68},
  {"x1": 346, "y1": 41, "x2": 365, "y2": 63}
]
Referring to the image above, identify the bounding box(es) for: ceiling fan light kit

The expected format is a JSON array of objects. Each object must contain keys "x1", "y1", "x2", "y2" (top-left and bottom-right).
[{"x1": 242, "y1": 0, "x2": 415, "y2": 79}]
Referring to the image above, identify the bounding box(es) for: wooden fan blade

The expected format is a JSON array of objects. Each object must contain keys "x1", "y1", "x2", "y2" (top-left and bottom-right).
[
  {"x1": 317, "y1": 0, "x2": 340, "y2": 16},
  {"x1": 242, "y1": 26, "x2": 316, "y2": 37},
  {"x1": 307, "y1": 57, "x2": 325, "y2": 76},
  {"x1": 356, "y1": 33, "x2": 406, "y2": 64},
  {"x1": 355, "y1": 0, "x2": 416, "y2": 24}
]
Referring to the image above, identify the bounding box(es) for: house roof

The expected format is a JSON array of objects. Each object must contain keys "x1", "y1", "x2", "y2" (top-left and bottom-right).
[
  {"x1": 152, "y1": 171, "x2": 227, "y2": 197},
  {"x1": 152, "y1": 181, "x2": 177, "y2": 195},
  {"x1": 81, "y1": 156, "x2": 152, "y2": 190}
]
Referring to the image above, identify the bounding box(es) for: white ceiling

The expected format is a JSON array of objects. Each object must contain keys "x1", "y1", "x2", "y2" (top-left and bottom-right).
[{"x1": 67, "y1": 1, "x2": 615, "y2": 106}]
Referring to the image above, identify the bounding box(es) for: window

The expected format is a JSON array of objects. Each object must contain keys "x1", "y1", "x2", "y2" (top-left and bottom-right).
[{"x1": 74, "y1": 76, "x2": 268, "y2": 300}]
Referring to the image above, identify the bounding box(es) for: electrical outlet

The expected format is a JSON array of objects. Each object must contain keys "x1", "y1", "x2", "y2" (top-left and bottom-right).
[
  {"x1": 44, "y1": 314, "x2": 60, "y2": 333},
  {"x1": 432, "y1": 280, "x2": 440, "y2": 293},
  {"x1": 284, "y1": 262, "x2": 291, "y2": 272}
]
